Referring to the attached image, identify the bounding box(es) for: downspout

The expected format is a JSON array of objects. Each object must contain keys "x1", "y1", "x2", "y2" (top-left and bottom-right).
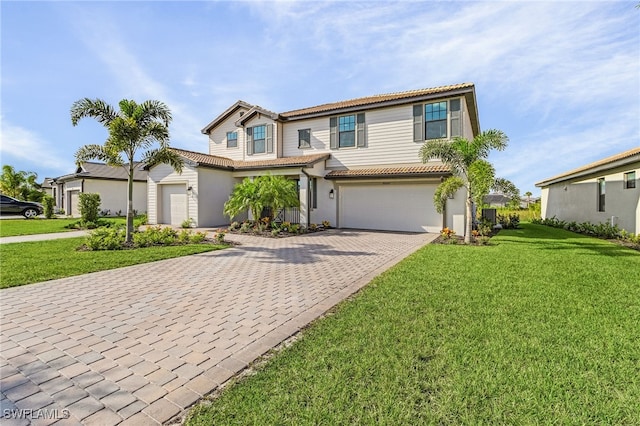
[{"x1": 301, "y1": 168, "x2": 311, "y2": 226}]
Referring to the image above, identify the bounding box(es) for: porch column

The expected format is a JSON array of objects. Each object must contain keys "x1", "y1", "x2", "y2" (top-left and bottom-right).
[{"x1": 299, "y1": 173, "x2": 309, "y2": 227}]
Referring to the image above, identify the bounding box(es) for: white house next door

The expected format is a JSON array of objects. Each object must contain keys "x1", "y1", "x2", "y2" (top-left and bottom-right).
[{"x1": 160, "y1": 184, "x2": 188, "y2": 226}]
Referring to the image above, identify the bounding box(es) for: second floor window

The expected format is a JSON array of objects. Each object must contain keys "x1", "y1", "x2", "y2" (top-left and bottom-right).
[
  {"x1": 330, "y1": 113, "x2": 365, "y2": 149},
  {"x1": 246, "y1": 124, "x2": 273, "y2": 155},
  {"x1": 226, "y1": 131, "x2": 237, "y2": 148},
  {"x1": 298, "y1": 129, "x2": 311, "y2": 149},
  {"x1": 414, "y1": 98, "x2": 462, "y2": 142},
  {"x1": 425, "y1": 101, "x2": 447, "y2": 139},
  {"x1": 339, "y1": 115, "x2": 356, "y2": 148}
]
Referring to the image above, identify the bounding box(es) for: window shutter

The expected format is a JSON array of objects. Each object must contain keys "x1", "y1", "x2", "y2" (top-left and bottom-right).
[
  {"x1": 329, "y1": 117, "x2": 337, "y2": 149},
  {"x1": 413, "y1": 105, "x2": 423, "y2": 142},
  {"x1": 356, "y1": 113, "x2": 366, "y2": 147},
  {"x1": 450, "y1": 99, "x2": 461, "y2": 138},
  {"x1": 246, "y1": 127, "x2": 253, "y2": 155},
  {"x1": 266, "y1": 124, "x2": 274, "y2": 153}
]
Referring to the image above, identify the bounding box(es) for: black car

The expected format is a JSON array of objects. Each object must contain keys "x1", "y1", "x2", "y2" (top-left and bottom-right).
[{"x1": 0, "y1": 195, "x2": 44, "y2": 218}]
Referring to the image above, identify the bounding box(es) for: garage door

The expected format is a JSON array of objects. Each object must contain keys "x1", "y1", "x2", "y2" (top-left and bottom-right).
[
  {"x1": 161, "y1": 184, "x2": 188, "y2": 225},
  {"x1": 339, "y1": 183, "x2": 439, "y2": 232},
  {"x1": 69, "y1": 191, "x2": 80, "y2": 217}
]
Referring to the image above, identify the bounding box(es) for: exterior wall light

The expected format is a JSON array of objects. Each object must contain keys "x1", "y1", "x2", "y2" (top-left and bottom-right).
[{"x1": 329, "y1": 189, "x2": 335, "y2": 199}]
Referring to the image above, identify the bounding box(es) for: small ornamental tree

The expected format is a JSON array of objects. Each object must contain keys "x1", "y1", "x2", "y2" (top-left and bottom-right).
[
  {"x1": 71, "y1": 98, "x2": 183, "y2": 243},
  {"x1": 78, "y1": 193, "x2": 101, "y2": 223}
]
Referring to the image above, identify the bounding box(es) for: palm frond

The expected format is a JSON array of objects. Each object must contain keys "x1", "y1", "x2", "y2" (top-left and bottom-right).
[
  {"x1": 142, "y1": 148, "x2": 183, "y2": 174},
  {"x1": 468, "y1": 159, "x2": 496, "y2": 206},
  {"x1": 433, "y1": 176, "x2": 465, "y2": 214},
  {"x1": 139, "y1": 100, "x2": 172, "y2": 126},
  {"x1": 70, "y1": 98, "x2": 118, "y2": 126},
  {"x1": 75, "y1": 144, "x2": 112, "y2": 166}
]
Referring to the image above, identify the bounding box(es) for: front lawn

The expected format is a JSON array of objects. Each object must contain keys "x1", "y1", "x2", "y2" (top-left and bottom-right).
[
  {"x1": 188, "y1": 223, "x2": 640, "y2": 425},
  {"x1": 0, "y1": 237, "x2": 225, "y2": 288},
  {"x1": 0, "y1": 218, "x2": 80, "y2": 237},
  {"x1": 0, "y1": 217, "x2": 128, "y2": 237}
]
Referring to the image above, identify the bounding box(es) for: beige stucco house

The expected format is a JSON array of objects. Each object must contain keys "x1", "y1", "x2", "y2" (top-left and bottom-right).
[
  {"x1": 51, "y1": 162, "x2": 147, "y2": 217},
  {"x1": 536, "y1": 147, "x2": 640, "y2": 234},
  {"x1": 148, "y1": 83, "x2": 481, "y2": 234}
]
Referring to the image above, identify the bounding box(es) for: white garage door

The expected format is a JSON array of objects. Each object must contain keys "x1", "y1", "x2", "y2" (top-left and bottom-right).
[
  {"x1": 339, "y1": 183, "x2": 439, "y2": 233},
  {"x1": 69, "y1": 191, "x2": 80, "y2": 217},
  {"x1": 161, "y1": 184, "x2": 188, "y2": 225}
]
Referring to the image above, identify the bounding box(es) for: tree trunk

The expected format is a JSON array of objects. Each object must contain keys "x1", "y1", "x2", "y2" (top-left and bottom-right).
[
  {"x1": 465, "y1": 194, "x2": 473, "y2": 244},
  {"x1": 126, "y1": 163, "x2": 134, "y2": 243}
]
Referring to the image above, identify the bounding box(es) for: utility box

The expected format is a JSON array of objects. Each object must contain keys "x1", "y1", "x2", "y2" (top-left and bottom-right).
[{"x1": 482, "y1": 208, "x2": 497, "y2": 226}]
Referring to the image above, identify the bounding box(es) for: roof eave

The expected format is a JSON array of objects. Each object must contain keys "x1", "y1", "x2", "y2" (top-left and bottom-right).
[
  {"x1": 201, "y1": 100, "x2": 253, "y2": 134},
  {"x1": 325, "y1": 171, "x2": 451, "y2": 180},
  {"x1": 535, "y1": 154, "x2": 640, "y2": 187}
]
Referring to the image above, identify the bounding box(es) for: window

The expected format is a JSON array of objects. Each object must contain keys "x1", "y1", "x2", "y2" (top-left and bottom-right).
[
  {"x1": 413, "y1": 98, "x2": 463, "y2": 142},
  {"x1": 226, "y1": 131, "x2": 237, "y2": 148},
  {"x1": 298, "y1": 129, "x2": 311, "y2": 149},
  {"x1": 339, "y1": 115, "x2": 355, "y2": 147},
  {"x1": 598, "y1": 178, "x2": 605, "y2": 212},
  {"x1": 330, "y1": 113, "x2": 365, "y2": 149},
  {"x1": 246, "y1": 124, "x2": 273, "y2": 155},
  {"x1": 624, "y1": 171, "x2": 636, "y2": 189},
  {"x1": 425, "y1": 101, "x2": 447, "y2": 139}
]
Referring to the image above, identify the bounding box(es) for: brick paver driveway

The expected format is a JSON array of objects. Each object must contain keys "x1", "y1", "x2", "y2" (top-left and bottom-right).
[{"x1": 1, "y1": 230, "x2": 434, "y2": 425}]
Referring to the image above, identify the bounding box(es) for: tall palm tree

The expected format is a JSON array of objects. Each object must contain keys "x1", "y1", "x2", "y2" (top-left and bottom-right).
[
  {"x1": 71, "y1": 98, "x2": 183, "y2": 243},
  {"x1": 524, "y1": 191, "x2": 533, "y2": 208},
  {"x1": 420, "y1": 129, "x2": 518, "y2": 243}
]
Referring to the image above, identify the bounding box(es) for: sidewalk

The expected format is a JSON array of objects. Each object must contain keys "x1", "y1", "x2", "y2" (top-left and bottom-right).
[{"x1": 0, "y1": 230, "x2": 89, "y2": 244}]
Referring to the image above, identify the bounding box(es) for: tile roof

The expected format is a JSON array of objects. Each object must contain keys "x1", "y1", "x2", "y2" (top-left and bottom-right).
[
  {"x1": 280, "y1": 83, "x2": 475, "y2": 118},
  {"x1": 170, "y1": 148, "x2": 235, "y2": 169},
  {"x1": 536, "y1": 146, "x2": 640, "y2": 187},
  {"x1": 55, "y1": 162, "x2": 147, "y2": 182},
  {"x1": 170, "y1": 148, "x2": 329, "y2": 171},
  {"x1": 325, "y1": 164, "x2": 451, "y2": 179},
  {"x1": 234, "y1": 153, "x2": 330, "y2": 170}
]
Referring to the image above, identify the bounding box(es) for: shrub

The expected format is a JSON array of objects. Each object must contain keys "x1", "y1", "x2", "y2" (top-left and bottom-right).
[
  {"x1": 181, "y1": 218, "x2": 194, "y2": 228},
  {"x1": 78, "y1": 193, "x2": 101, "y2": 223},
  {"x1": 271, "y1": 229, "x2": 280, "y2": 237},
  {"x1": 440, "y1": 227, "x2": 456, "y2": 240},
  {"x1": 497, "y1": 213, "x2": 520, "y2": 229},
  {"x1": 190, "y1": 232, "x2": 207, "y2": 244},
  {"x1": 229, "y1": 221, "x2": 240, "y2": 231},
  {"x1": 99, "y1": 209, "x2": 111, "y2": 217},
  {"x1": 322, "y1": 220, "x2": 331, "y2": 228},
  {"x1": 43, "y1": 195, "x2": 55, "y2": 219},
  {"x1": 290, "y1": 224, "x2": 301, "y2": 234},
  {"x1": 309, "y1": 223, "x2": 318, "y2": 231},
  {"x1": 239, "y1": 222, "x2": 252, "y2": 233},
  {"x1": 85, "y1": 227, "x2": 125, "y2": 250},
  {"x1": 134, "y1": 214, "x2": 148, "y2": 229},
  {"x1": 132, "y1": 226, "x2": 178, "y2": 247},
  {"x1": 214, "y1": 231, "x2": 226, "y2": 244}
]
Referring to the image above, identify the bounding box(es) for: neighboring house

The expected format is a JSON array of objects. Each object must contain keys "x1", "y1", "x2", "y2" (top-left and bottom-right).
[
  {"x1": 536, "y1": 147, "x2": 640, "y2": 234},
  {"x1": 484, "y1": 193, "x2": 513, "y2": 208},
  {"x1": 41, "y1": 178, "x2": 55, "y2": 198},
  {"x1": 148, "y1": 83, "x2": 481, "y2": 234},
  {"x1": 51, "y1": 162, "x2": 148, "y2": 216}
]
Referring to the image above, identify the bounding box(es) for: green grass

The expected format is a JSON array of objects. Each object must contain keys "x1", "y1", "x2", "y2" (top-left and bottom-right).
[
  {"x1": 0, "y1": 217, "x2": 129, "y2": 237},
  {"x1": 0, "y1": 237, "x2": 225, "y2": 288},
  {"x1": 187, "y1": 223, "x2": 640, "y2": 425}
]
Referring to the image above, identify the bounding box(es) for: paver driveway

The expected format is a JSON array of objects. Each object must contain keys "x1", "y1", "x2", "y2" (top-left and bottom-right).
[{"x1": 0, "y1": 230, "x2": 434, "y2": 425}]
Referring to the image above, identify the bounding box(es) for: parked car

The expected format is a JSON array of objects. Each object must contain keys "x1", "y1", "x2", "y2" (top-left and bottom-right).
[{"x1": 0, "y1": 195, "x2": 44, "y2": 218}]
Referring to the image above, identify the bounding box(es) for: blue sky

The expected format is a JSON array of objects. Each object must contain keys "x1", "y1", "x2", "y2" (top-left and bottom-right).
[{"x1": 1, "y1": 1, "x2": 638, "y2": 195}]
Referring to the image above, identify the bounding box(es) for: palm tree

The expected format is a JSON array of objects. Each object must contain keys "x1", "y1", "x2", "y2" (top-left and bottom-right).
[
  {"x1": 71, "y1": 98, "x2": 183, "y2": 243},
  {"x1": 420, "y1": 130, "x2": 518, "y2": 243},
  {"x1": 223, "y1": 174, "x2": 299, "y2": 222},
  {"x1": 0, "y1": 165, "x2": 27, "y2": 198},
  {"x1": 524, "y1": 191, "x2": 533, "y2": 208}
]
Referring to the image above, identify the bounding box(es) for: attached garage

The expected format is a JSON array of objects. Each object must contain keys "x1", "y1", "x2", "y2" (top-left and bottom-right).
[
  {"x1": 160, "y1": 184, "x2": 188, "y2": 226},
  {"x1": 338, "y1": 182, "x2": 441, "y2": 233}
]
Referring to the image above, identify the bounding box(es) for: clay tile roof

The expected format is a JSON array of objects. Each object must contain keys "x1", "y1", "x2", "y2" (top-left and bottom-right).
[
  {"x1": 234, "y1": 153, "x2": 330, "y2": 170},
  {"x1": 325, "y1": 164, "x2": 451, "y2": 179},
  {"x1": 169, "y1": 148, "x2": 329, "y2": 171},
  {"x1": 170, "y1": 148, "x2": 235, "y2": 169},
  {"x1": 536, "y1": 146, "x2": 640, "y2": 187},
  {"x1": 280, "y1": 83, "x2": 475, "y2": 118}
]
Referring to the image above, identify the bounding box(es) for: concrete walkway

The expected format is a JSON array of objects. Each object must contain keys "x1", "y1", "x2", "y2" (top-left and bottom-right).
[
  {"x1": 0, "y1": 231, "x2": 89, "y2": 245},
  {"x1": 0, "y1": 230, "x2": 435, "y2": 425}
]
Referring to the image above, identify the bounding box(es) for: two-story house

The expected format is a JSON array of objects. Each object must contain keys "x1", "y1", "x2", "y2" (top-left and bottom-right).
[{"x1": 147, "y1": 82, "x2": 480, "y2": 234}]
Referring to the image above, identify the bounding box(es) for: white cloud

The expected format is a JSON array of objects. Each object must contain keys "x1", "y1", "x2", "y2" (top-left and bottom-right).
[{"x1": 0, "y1": 118, "x2": 68, "y2": 173}]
